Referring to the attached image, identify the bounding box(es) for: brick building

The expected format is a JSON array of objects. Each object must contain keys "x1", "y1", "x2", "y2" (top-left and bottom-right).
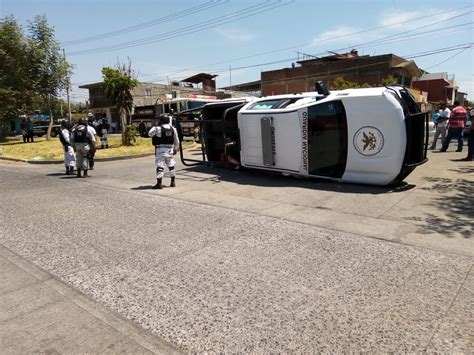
[
  {"x1": 260, "y1": 51, "x2": 422, "y2": 96},
  {"x1": 411, "y1": 72, "x2": 464, "y2": 105}
]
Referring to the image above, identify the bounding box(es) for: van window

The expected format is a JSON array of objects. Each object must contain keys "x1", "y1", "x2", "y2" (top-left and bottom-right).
[{"x1": 307, "y1": 100, "x2": 347, "y2": 178}]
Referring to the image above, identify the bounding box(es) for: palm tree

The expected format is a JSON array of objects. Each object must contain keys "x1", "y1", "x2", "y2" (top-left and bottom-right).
[{"x1": 102, "y1": 61, "x2": 138, "y2": 145}]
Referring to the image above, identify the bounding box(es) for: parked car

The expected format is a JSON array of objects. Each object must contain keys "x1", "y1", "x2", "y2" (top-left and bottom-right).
[{"x1": 33, "y1": 122, "x2": 61, "y2": 137}]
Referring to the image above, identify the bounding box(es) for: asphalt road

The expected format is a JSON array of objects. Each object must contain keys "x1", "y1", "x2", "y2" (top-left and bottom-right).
[{"x1": 0, "y1": 149, "x2": 473, "y2": 352}]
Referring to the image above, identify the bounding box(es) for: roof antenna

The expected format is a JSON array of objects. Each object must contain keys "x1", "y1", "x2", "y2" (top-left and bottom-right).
[{"x1": 315, "y1": 81, "x2": 330, "y2": 96}]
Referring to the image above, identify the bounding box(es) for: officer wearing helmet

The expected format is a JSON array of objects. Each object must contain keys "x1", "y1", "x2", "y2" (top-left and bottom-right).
[{"x1": 148, "y1": 114, "x2": 179, "y2": 189}]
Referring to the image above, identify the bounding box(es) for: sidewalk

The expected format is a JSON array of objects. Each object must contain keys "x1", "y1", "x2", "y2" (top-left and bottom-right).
[{"x1": 0, "y1": 245, "x2": 181, "y2": 354}]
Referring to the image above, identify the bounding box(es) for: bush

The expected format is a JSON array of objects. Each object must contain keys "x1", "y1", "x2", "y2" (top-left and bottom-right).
[{"x1": 124, "y1": 124, "x2": 137, "y2": 145}]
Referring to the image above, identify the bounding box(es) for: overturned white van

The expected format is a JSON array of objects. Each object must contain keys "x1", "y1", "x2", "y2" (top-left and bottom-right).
[{"x1": 176, "y1": 85, "x2": 428, "y2": 186}]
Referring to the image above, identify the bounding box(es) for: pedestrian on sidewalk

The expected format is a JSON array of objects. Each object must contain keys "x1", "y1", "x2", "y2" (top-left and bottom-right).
[
  {"x1": 26, "y1": 117, "x2": 34, "y2": 143},
  {"x1": 461, "y1": 108, "x2": 474, "y2": 161},
  {"x1": 148, "y1": 114, "x2": 179, "y2": 189},
  {"x1": 20, "y1": 118, "x2": 27, "y2": 143},
  {"x1": 440, "y1": 101, "x2": 466, "y2": 152},
  {"x1": 429, "y1": 106, "x2": 447, "y2": 150}
]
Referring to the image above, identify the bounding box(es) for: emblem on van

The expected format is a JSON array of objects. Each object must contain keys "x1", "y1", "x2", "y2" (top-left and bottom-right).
[{"x1": 353, "y1": 126, "x2": 384, "y2": 156}]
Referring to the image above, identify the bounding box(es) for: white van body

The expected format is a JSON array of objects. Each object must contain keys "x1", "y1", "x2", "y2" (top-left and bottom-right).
[{"x1": 178, "y1": 86, "x2": 428, "y2": 186}]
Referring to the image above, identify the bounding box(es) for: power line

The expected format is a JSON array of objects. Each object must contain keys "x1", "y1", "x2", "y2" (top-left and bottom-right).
[
  {"x1": 140, "y1": 5, "x2": 473, "y2": 80},
  {"x1": 230, "y1": 44, "x2": 474, "y2": 88},
  {"x1": 68, "y1": 0, "x2": 294, "y2": 56},
  {"x1": 425, "y1": 47, "x2": 471, "y2": 70},
  {"x1": 62, "y1": 1, "x2": 227, "y2": 46},
  {"x1": 144, "y1": 23, "x2": 473, "y2": 83}
]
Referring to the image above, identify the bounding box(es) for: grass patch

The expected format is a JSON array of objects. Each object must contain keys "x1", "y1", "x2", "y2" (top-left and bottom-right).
[{"x1": 0, "y1": 135, "x2": 193, "y2": 161}]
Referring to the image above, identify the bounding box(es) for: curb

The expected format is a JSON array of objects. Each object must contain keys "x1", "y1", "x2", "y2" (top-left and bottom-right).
[{"x1": 0, "y1": 153, "x2": 155, "y2": 165}]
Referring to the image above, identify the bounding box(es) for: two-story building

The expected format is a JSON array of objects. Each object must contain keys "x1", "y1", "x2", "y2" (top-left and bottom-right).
[
  {"x1": 222, "y1": 50, "x2": 423, "y2": 96},
  {"x1": 79, "y1": 73, "x2": 220, "y2": 131},
  {"x1": 412, "y1": 72, "x2": 466, "y2": 105}
]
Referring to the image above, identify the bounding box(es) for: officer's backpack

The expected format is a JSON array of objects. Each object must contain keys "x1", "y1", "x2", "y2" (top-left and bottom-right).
[{"x1": 74, "y1": 125, "x2": 88, "y2": 143}]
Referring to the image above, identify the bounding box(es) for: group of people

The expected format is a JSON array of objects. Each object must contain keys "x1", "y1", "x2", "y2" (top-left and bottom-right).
[
  {"x1": 429, "y1": 100, "x2": 473, "y2": 161},
  {"x1": 59, "y1": 114, "x2": 111, "y2": 178},
  {"x1": 58, "y1": 113, "x2": 181, "y2": 188},
  {"x1": 20, "y1": 117, "x2": 34, "y2": 143}
]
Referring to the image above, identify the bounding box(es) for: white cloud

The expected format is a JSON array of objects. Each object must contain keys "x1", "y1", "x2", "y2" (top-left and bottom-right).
[
  {"x1": 311, "y1": 26, "x2": 359, "y2": 46},
  {"x1": 379, "y1": 8, "x2": 462, "y2": 31},
  {"x1": 379, "y1": 10, "x2": 421, "y2": 28},
  {"x1": 215, "y1": 28, "x2": 256, "y2": 41}
]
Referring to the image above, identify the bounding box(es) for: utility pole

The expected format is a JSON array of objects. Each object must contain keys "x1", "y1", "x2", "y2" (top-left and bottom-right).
[
  {"x1": 229, "y1": 65, "x2": 232, "y2": 87},
  {"x1": 63, "y1": 49, "x2": 72, "y2": 122}
]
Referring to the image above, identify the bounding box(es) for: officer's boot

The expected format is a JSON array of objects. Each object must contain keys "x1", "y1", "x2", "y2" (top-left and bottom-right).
[
  {"x1": 170, "y1": 177, "x2": 176, "y2": 187},
  {"x1": 77, "y1": 169, "x2": 82, "y2": 178},
  {"x1": 83, "y1": 170, "x2": 89, "y2": 178},
  {"x1": 65, "y1": 167, "x2": 70, "y2": 175},
  {"x1": 153, "y1": 178, "x2": 162, "y2": 189}
]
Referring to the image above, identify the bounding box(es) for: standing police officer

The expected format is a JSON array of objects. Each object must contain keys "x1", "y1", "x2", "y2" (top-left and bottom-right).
[
  {"x1": 59, "y1": 121, "x2": 76, "y2": 175},
  {"x1": 71, "y1": 118, "x2": 96, "y2": 178},
  {"x1": 148, "y1": 114, "x2": 179, "y2": 189}
]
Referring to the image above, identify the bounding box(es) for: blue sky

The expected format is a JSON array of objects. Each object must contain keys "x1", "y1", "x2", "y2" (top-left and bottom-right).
[{"x1": 2, "y1": 0, "x2": 473, "y2": 102}]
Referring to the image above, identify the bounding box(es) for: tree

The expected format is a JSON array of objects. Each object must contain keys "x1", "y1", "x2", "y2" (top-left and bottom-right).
[
  {"x1": 0, "y1": 16, "x2": 34, "y2": 138},
  {"x1": 27, "y1": 15, "x2": 70, "y2": 140},
  {"x1": 102, "y1": 61, "x2": 138, "y2": 145},
  {"x1": 331, "y1": 77, "x2": 372, "y2": 90},
  {"x1": 380, "y1": 75, "x2": 398, "y2": 86}
]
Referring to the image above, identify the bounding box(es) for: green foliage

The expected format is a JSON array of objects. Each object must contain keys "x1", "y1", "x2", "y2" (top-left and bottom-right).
[
  {"x1": 331, "y1": 77, "x2": 369, "y2": 90},
  {"x1": 0, "y1": 14, "x2": 71, "y2": 140},
  {"x1": 331, "y1": 75, "x2": 401, "y2": 91},
  {"x1": 124, "y1": 125, "x2": 137, "y2": 146},
  {"x1": 0, "y1": 16, "x2": 35, "y2": 137},
  {"x1": 380, "y1": 75, "x2": 398, "y2": 86},
  {"x1": 102, "y1": 60, "x2": 138, "y2": 145}
]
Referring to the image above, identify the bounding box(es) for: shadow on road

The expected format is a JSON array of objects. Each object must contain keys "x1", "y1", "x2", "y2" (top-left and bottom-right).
[
  {"x1": 131, "y1": 185, "x2": 155, "y2": 190},
  {"x1": 47, "y1": 172, "x2": 66, "y2": 176},
  {"x1": 179, "y1": 164, "x2": 416, "y2": 195},
  {"x1": 418, "y1": 167, "x2": 473, "y2": 238}
]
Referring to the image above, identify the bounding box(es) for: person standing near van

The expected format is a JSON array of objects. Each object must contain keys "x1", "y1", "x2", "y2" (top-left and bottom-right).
[
  {"x1": 148, "y1": 114, "x2": 179, "y2": 189},
  {"x1": 429, "y1": 106, "x2": 447, "y2": 150},
  {"x1": 440, "y1": 101, "x2": 466, "y2": 152}
]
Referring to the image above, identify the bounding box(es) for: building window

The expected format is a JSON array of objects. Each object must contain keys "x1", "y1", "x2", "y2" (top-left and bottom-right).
[{"x1": 145, "y1": 88, "x2": 152, "y2": 98}]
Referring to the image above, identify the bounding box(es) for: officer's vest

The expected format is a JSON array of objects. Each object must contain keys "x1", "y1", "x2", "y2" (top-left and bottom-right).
[
  {"x1": 74, "y1": 125, "x2": 88, "y2": 143},
  {"x1": 152, "y1": 125, "x2": 174, "y2": 146}
]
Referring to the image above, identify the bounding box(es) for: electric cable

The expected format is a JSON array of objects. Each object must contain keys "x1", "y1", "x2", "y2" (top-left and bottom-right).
[
  {"x1": 141, "y1": 5, "x2": 473, "y2": 80},
  {"x1": 68, "y1": 1, "x2": 294, "y2": 56},
  {"x1": 62, "y1": 0, "x2": 227, "y2": 46}
]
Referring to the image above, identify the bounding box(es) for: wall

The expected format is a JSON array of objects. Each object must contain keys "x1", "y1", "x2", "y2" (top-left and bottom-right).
[{"x1": 260, "y1": 54, "x2": 399, "y2": 96}]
